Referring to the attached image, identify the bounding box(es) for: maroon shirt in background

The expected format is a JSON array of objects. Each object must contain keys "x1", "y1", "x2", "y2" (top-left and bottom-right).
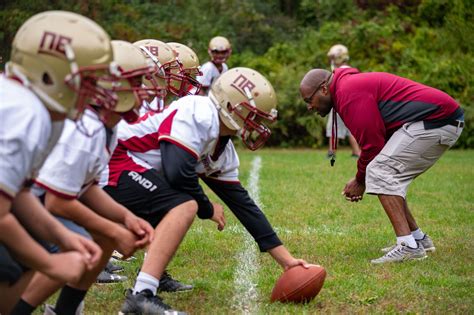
[{"x1": 329, "y1": 68, "x2": 462, "y2": 183}]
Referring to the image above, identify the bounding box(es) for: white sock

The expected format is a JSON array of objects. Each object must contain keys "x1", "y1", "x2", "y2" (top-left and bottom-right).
[
  {"x1": 396, "y1": 235, "x2": 417, "y2": 248},
  {"x1": 411, "y1": 228, "x2": 425, "y2": 240},
  {"x1": 133, "y1": 272, "x2": 159, "y2": 295}
]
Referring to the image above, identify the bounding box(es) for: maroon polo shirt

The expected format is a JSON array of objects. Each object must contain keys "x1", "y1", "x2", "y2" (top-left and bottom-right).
[{"x1": 329, "y1": 68, "x2": 463, "y2": 183}]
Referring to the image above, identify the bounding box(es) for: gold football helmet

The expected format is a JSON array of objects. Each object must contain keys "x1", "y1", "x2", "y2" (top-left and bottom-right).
[
  {"x1": 208, "y1": 36, "x2": 232, "y2": 64},
  {"x1": 209, "y1": 67, "x2": 277, "y2": 150},
  {"x1": 6, "y1": 10, "x2": 118, "y2": 119},
  {"x1": 109, "y1": 40, "x2": 163, "y2": 122},
  {"x1": 327, "y1": 44, "x2": 349, "y2": 70},
  {"x1": 167, "y1": 42, "x2": 202, "y2": 96},
  {"x1": 133, "y1": 39, "x2": 184, "y2": 98}
]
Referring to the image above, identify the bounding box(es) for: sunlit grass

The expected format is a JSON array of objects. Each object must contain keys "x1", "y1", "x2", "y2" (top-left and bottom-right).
[{"x1": 42, "y1": 149, "x2": 473, "y2": 314}]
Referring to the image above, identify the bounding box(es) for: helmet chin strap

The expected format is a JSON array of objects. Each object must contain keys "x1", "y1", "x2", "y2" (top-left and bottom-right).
[{"x1": 208, "y1": 91, "x2": 240, "y2": 130}]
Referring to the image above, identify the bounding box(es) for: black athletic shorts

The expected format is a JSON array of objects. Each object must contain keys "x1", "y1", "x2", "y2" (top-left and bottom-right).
[
  {"x1": 103, "y1": 169, "x2": 194, "y2": 227},
  {"x1": 0, "y1": 244, "x2": 24, "y2": 284}
]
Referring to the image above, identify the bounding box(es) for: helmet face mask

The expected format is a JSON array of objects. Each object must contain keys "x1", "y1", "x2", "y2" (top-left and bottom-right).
[
  {"x1": 134, "y1": 39, "x2": 187, "y2": 100},
  {"x1": 209, "y1": 67, "x2": 277, "y2": 151},
  {"x1": 107, "y1": 40, "x2": 167, "y2": 122},
  {"x1": 230, "y1": 101, "x2": 277, "y2": 150},
  {"x1": 167, "y1": 42, "x2": 202, "y2": 96},
  {"x1": 208, "y1": 36, "x2": 232, "y2": 64},
  {"x1": 7, "y1": 11, "x2": 118, "y2": 120},
  {"x1": 210, "y1": 49, "x2": 231, "y2": 64}
]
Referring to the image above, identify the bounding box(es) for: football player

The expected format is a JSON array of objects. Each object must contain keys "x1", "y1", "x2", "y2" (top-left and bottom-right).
[
  {"x1": 197, "y1": 36, "x2": 232, "y2": 95},
  {"x1": 113, "y1": 40, "x2": 202, "y2": 293},
  {"x1": 102, "y1": 67, "x2": 311, "y2": 314},
  {"x1": 0, "y1": 11, "x2": 121, "y2": 313},
  {"x1": 11, "y1": 40, "x2": 157, "y2": 315}
]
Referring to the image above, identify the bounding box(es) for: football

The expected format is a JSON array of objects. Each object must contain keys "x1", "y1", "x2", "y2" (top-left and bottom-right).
[{"x1": 270, "y1": 264, "x2": 326, "y2": 303}]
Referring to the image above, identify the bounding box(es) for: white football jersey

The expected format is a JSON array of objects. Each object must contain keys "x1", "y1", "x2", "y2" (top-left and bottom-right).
[
  {"x1": 102, "y1": 95, "x2": 240, "y2": 186},
  {"x1": 34, "y1": 109, "x2": 117, "y2": 198},
  {"x1": 197, "y1": 61, "x2": 228, "y2": 89},
  {"x1": 0, "y1": 75, "x2": 64, "y2": 199}
]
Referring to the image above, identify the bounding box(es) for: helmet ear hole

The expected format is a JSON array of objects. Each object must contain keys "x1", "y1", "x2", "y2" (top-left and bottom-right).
[
  {"x1": 227, "y1": 102, "x2": 233, "y2": 112},
  {"x1": 42, "y1": 72, "x2": 54, "y2": 85}
]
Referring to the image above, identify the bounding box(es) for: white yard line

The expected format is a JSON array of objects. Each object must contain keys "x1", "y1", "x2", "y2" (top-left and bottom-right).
[{"x1": 231, "y1": 156, "x2": 262, "y2": 314}]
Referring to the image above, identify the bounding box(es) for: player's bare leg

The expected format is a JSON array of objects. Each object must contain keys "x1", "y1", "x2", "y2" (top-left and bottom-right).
[
  {"x1": 141, "y1": 200, "x2": 198, "y2": 280},
  {"x1": 120, "y1": 201, "x2": 197, "y2": 315},
  {"x1": 20, "y1": 235, "x2": 114, "y2": 315},
  {"x1": 0, "y1": 271, "x2": 34, "y2": 314}
]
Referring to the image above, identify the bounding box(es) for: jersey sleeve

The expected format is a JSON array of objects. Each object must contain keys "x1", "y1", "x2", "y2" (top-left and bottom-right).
[
  {"x1": 34, "y1": 125, "x2": 102, "y2": 199},
  {"x1": 0, "y1": 106, "x2": 49, "y2": 198},
  {"x1": 157, "y1": 99, "x2": 218, "y2": 159},
  {"x1": 197, "y1": 62, "x2": 214, "y2": 87}
]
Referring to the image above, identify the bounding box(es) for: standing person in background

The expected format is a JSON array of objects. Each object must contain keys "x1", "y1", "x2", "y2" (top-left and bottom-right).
[
  {"x1": 325, "y1": 44, "x2": 360, "y2": 160},
  {"x1": 197, "y1": 36, "x2": 232, "y2": 95}
]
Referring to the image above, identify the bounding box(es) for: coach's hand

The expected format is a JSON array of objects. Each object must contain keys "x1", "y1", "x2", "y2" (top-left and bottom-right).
[
  {"x1": 124, "y1": 213, "x2": 154, "y2": 248},
  {"x1": 342, "y1": 178, "x2": 365, "y2": 202},
  {"x1": 210, "y1": 202, "x2": 225, "y2": 231},
  {"x1": 59, "y1": 230, "x2": 102, "y2": 270}
]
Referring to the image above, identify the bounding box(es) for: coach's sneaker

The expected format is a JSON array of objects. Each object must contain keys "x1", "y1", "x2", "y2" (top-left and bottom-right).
[
  {"x1": 158, "y1": 271, "x2": 193, "y2": 292},
  {"x1": 119, "y1": 289, "x2": 187, "y2": 315},
  {"x1": 381, "y1": 234, "x2": 436, "y2": 253},
  {"x1": 372, "y1": 242, "x2": 427, "y2": 264},
  {"x1": 417, "y1": 234, "x2": 435, "y2": 252}
]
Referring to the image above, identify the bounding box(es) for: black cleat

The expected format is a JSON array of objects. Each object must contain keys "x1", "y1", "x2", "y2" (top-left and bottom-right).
[
  {"x1": 105, "y1": 261, "x2": 124, "y2": 274},
  {"x1": 158, "y1": 271, "x2": 193, "y2": 293},
  {"x1": 119, "y1": 289, "x2": 187, "y2": 315}
]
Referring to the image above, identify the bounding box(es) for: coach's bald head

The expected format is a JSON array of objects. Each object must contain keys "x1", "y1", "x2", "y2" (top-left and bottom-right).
[{"x1": 299, "y1": 69, "x2": 333, "y2": 117}]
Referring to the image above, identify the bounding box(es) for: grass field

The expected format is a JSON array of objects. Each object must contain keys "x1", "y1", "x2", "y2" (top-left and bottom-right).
[{"x1": 55, "y1": 149, "x2": 472, "y2": 314}]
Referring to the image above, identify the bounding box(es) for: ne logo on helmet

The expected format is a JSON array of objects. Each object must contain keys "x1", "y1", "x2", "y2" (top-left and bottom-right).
[
  {"x1": 230, "y1": 74, "x2": 256, "y2": 97},
  {"x1": 143, "y1": 46, "x2": 159, "y2": 57},
  {"x1": 38, "y1": 31, "x2": 72, "y2": 57}
]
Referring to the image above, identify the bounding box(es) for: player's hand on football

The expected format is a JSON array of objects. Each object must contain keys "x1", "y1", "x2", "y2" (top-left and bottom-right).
[
  {"x1": 113, "y1": 225, "x2": 140, "y2": 259},
  {"x1": 58, "y1": 231, "x2": 102, "y2": 270},
  {"x1": 45, "y1": 251, "x2": 87, "y2": 284},
  {"x1": 123, "y1": 213, "x2": 154, "y2": 247},
  {"x1": 283, "y1": 258, "x2": 312, "y2": 271},
  {"x1": 342, "y1": 178, "x2": 365, "y2": 202},
  {"x1": 210, "y1": 202, "x2": 225, "y2": 231}
]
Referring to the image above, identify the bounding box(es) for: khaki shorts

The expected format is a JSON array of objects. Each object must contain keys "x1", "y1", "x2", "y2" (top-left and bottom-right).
[{"x1": 366, "y1": 121, "x2": 463, "y2": 198}]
